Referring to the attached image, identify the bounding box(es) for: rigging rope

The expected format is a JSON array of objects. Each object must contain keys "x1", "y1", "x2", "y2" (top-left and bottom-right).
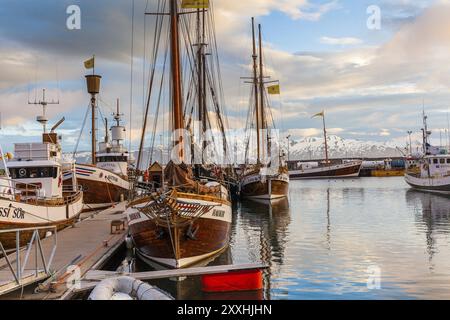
[
  {"x1": 72, "y1": 103, "x2": 91, "y2": 159},
  {"x1": 129, "y1": 0, "x2": 136, "y2": 153}
]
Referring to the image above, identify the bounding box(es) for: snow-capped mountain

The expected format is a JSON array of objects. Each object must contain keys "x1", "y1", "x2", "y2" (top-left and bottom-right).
[
  {"x1": 64, "y1": 135, "x2": 406, "y2": 168},
  {"x1": 287, "y1": 135, "x2": 404, "y2": 160}
]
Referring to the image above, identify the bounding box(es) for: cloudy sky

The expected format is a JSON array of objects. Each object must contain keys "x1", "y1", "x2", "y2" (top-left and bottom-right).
[{"x1": 0, "y1": 0, "x2": 449, "y2": 153}]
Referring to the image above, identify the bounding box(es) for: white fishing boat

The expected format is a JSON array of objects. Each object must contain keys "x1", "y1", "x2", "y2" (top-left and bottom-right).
[
  {"x1": 63, "y1": 72, "x2": 130, "y2": 210},
  {"x1": 0, "y1": 96, "x2": 83, "y2": 248},
  {"x1": 405, "y1": 111, "x2": 450, "y2": 193}
]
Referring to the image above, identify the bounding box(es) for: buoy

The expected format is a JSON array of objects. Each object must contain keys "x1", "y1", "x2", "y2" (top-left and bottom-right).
[{"x1": 88, "y1": 276, "x2": 173, "y2": 300}]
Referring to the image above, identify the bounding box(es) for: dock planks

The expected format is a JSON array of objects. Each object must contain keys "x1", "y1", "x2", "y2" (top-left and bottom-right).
[{"x1": 0, "y1": 202, "x2": 127, "y2": 299}]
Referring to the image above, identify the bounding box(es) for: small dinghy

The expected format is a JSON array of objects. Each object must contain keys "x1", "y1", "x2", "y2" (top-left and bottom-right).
[{"x1": 88, "y1": 276, "x2": 173, "y2": 300}]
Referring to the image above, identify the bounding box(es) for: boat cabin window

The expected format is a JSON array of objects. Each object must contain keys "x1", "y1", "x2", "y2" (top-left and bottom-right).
[
  {"x1": 441, "y1": 159, "x2": 446, "y2": 164},
  {"x1": 96, "y1": 156, "x2": 128, "y2": 163},
  {"x1": 447, "y1": 159, "x2": 450, "y2": 164},
  {"x1": 433, "y1": 159, "x2": 438, "y2": 164},
  {"x1": 9, "y1": 167, "x2": 58, "y2": 179}
]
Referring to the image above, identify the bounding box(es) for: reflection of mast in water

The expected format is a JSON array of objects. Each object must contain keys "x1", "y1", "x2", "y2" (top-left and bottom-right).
[
  {"x1": 239, "y1": 199, "x2": 291, "y2": 299},
  {"x1": 405, "y1": 190, "x2": 450, "y2": 270},
  {"x1": 326, "y1": 188, "x2": 331, "y2": 250}
]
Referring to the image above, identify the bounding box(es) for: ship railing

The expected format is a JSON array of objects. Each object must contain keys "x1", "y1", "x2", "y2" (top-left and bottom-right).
[
  {"x1": 0, "y1": 176, "x2": 42, "y2": 204},
  {"x1": 61, "y1": 186, "x2": 83, "y2": 205},
  {"x1": 0, "y1": 226, "x2": 57, "y2": 286}
]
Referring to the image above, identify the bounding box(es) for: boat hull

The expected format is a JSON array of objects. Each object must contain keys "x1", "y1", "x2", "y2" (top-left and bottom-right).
[
  {"x1": 371, "y1": 169, "x2": 404, "y2": 177},
  {"x1": 240, "y1": 174, "x2": 289, "y2": 200},
  {"x1": 0, "y1": 192, "x2": 83, "y2": 249},
  {"x1": 289, "y1": 162, "x2": 362, "y2": 180},
  {"x1": 64, "y1": 164, "x2": 129, "y2": 205},
  {"x1": 405, "y1": 173, "x2": 450, "y2": 194},
  {"x1": 127, "y1": 195, "x2": 232, "y2": 269}
]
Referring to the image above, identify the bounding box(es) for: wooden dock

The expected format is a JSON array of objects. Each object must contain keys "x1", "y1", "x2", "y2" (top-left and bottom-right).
[{"x1": 0, "y1": 202, "x2": 127, "y2": 300}]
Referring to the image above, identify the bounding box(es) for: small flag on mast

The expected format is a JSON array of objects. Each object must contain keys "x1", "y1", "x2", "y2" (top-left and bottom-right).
[
  {"x1": 84, "y1": 56, "x2": 95, "y2": 69},
  {"x1": 312, "y1": 111, "x2": 324, "y2": 118},
  {"x1": 267, "y1": 84, "x2": 280, "y2": 95},
  {"x1": 181, "y1": 0, "x2": 209, "y2": 9}
]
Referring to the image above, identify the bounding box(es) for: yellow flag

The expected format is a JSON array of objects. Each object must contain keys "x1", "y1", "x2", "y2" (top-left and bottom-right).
[
  {"x1": 84, "y1": 57, "x2": 95, "y2": 69},
  {"x1": 267, "y1": 84, "x2": 280, "y2": 95},
  {"x1": 312, "y1": 111, "x2": 324, "y2": 118},
  {"x1": 181, "y1": 0, "x2": 209, "y2": 9}
]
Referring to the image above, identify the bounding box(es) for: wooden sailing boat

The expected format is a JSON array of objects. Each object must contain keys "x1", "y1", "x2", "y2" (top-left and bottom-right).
[
  {"x1": 127, "y1": 0, "x2": 232, "y2": 269},
  {"x1": 240, "y1": 19, "x2": 289, "y2": 201},
  {"x1": 289, "y1": 111, "x2": 362, "y2": 179},
  {"x1": 63, "y1": 72, "x2": 130, "y2": 209},
  {"x1": 0, "y1": 90, "x2": 83, "y2": 248}
]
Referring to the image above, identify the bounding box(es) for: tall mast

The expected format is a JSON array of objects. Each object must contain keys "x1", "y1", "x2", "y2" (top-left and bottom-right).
[
  {"x1": 197, "y1": 7, "x2": 207, "y2": 161},
  {"x1": 258, "y1": 24, "x2": 268, "y2": 159},
  {"x1": 170, "y1": 0, "x2": 184, "y2": 161},
  {"x1": 251, "y1": 17, "x2": 261, "y2": 163},
  {"x1": 202, "y1": 8, "x2": 207, "y2": 158},
  {"x1": 197, "y1": 8, "x2": 203, "y2": 142},
  {"x1": 323, "y1": 112, "x2": 329, "y2": 163}
]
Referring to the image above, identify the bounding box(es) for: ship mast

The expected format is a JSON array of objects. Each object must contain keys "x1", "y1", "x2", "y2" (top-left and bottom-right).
[
  {"x1": 85, "y1": 74, "x2": 102, "y2": 165},
  {"x1": 251, "y1": 17, "x2": 261, "y2": 164},
  {"x1": 258, "y1": 24, "x2": 268, "y2": 160},
  {"x1": 422, "y1": 108, "x2": 430, "y2": 155},
  {"x1": 197, "y1": 8, "x2": 207, "y2": 161},
  {"x1": 322, "y1": 112, "x2": 329, "y2": 164},
  {"x1": 29, "y1": 89, "x2": 59, "y2": 133},
  {"x1": 170, "y1": 0, "x2": 184, "y2": 163}
]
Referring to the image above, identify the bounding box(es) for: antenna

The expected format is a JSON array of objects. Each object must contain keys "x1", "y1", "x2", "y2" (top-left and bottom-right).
[
  {"x1": 28, "y1": 89, "x2": 60, "y2": 133},
  {"x1": 114, "y1": 98, "x2": 124, "y2": 126}
]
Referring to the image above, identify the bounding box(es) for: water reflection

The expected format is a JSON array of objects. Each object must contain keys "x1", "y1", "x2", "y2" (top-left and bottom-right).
[
  {"x1": 111, "y1": 178, "x2": 450, "y2": 299},
  {"x1": 237, "y1": 198, "x2": 291, "y2": 299},
  {"x1": 405, "y1": 190, "x2": 450, "y2": 270},
  {"x1": 326, "y1": 188, "x2": 331, "y2": 251}
]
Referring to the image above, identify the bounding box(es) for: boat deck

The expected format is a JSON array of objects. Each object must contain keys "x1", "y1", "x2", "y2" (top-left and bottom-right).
[{"x1": 0, "y1": 203, "x2": 127, "y2": 299}]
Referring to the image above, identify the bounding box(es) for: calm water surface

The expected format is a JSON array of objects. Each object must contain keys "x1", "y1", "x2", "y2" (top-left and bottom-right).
[{"x1": 136, "y1": 177, "x2": 450, "y2": 300}]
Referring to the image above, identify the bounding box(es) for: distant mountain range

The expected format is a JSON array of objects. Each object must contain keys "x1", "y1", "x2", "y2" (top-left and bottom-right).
[
  {"x1": 65, "y1": 135, "x2": 406, "y2": 169},
  {"x1": 287, "y1": 135, "x2": 405, "y2": 160}
]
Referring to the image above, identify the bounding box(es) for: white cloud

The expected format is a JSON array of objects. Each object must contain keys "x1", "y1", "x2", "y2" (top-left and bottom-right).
[{"x1": 319, "y1": 36, "x2": 363, "y2": 46}]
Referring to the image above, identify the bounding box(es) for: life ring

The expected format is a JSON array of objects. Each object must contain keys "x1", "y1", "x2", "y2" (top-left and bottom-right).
[
  {"x1": 88, "y1": 276, "x2": 173, "y2": 300},
  {"x1": 19, "y1": 168, "x2": 27, "y2": 177}
]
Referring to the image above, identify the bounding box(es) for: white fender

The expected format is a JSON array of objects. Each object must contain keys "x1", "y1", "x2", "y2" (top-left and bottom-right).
[{"x1": 88, "y1": 276, "x2": 173, "y2": 300}]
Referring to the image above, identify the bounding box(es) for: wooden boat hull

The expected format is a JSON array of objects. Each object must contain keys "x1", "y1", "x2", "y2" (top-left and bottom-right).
[
  {"x1": 127, "y1": 195, "x2": 232, "y2": 269},
  {"x1": 63, "y1": 164, "x2": 129, "y2": 205},
  {"x1": 289, "y1": 161, "x2": 362, "y2": 179},
  {"x1": 240, "y1": 174, "x2": 289, "y2": 200},
  {"x1": 0, "y1": 192, "x2": 83, "y2": 249}
]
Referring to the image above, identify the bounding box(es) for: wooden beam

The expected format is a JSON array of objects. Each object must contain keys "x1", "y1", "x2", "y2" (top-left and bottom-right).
[{"x1": 84, "y1": 263, "x2": 268, "y2": 281}]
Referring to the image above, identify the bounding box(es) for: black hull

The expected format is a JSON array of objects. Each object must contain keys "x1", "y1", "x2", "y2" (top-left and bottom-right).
[{"x1": 289, "y1": 163, "x2": 361, "y2": 179}]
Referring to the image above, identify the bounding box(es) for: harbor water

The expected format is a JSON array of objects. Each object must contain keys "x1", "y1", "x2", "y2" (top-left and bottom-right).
[{"x1": 121, "y1": 177, "x2": 450, "y2": 300}]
